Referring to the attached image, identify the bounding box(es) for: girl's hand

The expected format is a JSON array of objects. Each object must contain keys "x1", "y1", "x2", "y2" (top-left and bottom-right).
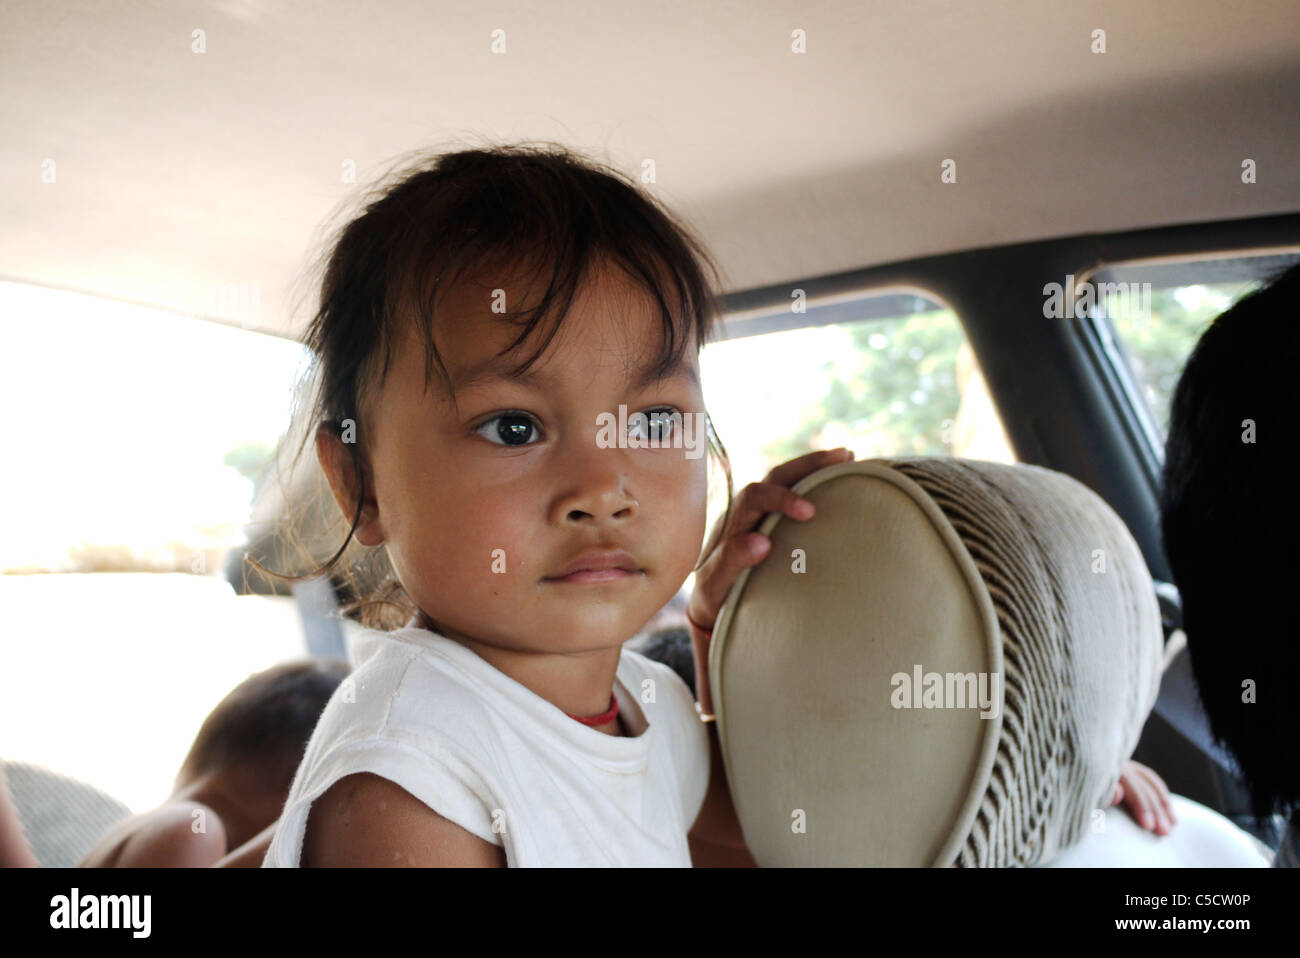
[
  {"x1": 687, "y1": 447, "x2": 855, "y2": 639},
  {"x1": 1110, "y1": 759, "x2": 1178, "y2": 836}
]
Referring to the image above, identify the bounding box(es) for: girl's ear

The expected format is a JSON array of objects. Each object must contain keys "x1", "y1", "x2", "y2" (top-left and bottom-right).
[{"x1": 315, "y1": 425, "x2": 385, "y2": 547}]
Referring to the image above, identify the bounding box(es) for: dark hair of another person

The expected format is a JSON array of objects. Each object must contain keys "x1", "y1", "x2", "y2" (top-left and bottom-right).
[
  {"x1": 1159, "y1": 261, "x2": 1300, "y2": 822},
  {"x1": 174, "y1": 659, "x2": 350, "y2": 792},
  {"x1": 639, "y1": 626, "x2": 697, "y2": 697}
]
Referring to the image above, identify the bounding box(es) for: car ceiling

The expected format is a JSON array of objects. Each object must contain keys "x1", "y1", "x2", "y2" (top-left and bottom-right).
[{"x1": 3, "y1": 0, "x2": 1299, "y2": 338}]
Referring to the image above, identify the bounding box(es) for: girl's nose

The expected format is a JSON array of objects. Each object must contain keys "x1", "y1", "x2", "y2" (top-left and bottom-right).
[
  {"x1": 550, "y1": 442, "x2": 638, "y2": 525},
  {"x1": 555, "y1": 478, "x2": 639, "y2": 525},
  {"x1": 561, "y1": 495, "x2": 638, "y2": 525}
]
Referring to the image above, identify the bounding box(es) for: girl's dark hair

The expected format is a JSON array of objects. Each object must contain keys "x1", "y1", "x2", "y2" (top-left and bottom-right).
[
  {"x1": 1158, "y1": 260, "x2": 1300, "y2": 824},
  {"x1": 250, "y1": 142, "x2": 734, "y2": 630}
]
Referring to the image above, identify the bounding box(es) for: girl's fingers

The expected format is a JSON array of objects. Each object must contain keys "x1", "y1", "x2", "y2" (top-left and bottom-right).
[
  {"x1": 689, "y1": 531, "x2": 772, "y2": 628},
  {"x1": 690, "y1": 449, "x2": 856, "y2": 628},
  {"x1": 714, "y1": 448, "x2": 855, "y2": 544},
  {"x1": 726, "y1": 481, "x2": 818, "y2": 539},
  {"x1": 763, "y1": 447, "x2": 855, "y2": 489}
]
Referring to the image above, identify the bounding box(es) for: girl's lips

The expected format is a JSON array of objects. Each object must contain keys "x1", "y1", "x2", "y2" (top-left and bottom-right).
[{"x1": 545, "y1": 568, "x2": 645, "y2": 583}]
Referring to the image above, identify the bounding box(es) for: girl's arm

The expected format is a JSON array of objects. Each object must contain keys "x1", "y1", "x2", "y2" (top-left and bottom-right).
[
  {"x1": 302, "y1": 772, "x2": 506, "y2": 867},
  {"x1": 686, "y1": 623, "x2": 756, "y2": 867}
]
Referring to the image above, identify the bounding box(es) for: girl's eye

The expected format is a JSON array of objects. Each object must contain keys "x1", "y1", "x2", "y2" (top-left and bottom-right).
[
  {"x1": 629, "y1": 407, "x2": 681, "y2": 443},
  {"x1": 475, "y1": 412, "x2": 542, "y2": 447}
]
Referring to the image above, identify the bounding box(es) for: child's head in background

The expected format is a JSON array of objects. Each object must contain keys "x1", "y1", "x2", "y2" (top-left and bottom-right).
[
  {"x1": 278, "y1": 144, "x2": 734, "y2": 655},
  {"x1": 173, "y1": 659, "x2": 349, "y2": 844}
]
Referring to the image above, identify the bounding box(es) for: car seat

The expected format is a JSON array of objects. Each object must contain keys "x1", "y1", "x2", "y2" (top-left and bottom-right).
[{"x1": 707, "y1": 457, "x2": 1269, "y2": 866}]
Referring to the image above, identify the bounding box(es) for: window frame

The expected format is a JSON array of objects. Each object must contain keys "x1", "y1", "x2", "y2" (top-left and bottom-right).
[
  {"x1": 709, "y1": 282, "x2": 1010, "y2": 468},
  {"x1": 1072, "y1": 247, "x2": 1300, "y2": 499},
  {"x1": 717, "y1": 213, "x2": 1300, "y2": 588},
  {"x1": 714, "y1": 284, "x2": 955, "y2": 342}
]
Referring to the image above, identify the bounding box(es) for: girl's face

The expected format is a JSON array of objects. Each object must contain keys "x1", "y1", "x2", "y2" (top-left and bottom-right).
[{"x1": 332, "y1": 258, "x2": 709, "y2": 654}]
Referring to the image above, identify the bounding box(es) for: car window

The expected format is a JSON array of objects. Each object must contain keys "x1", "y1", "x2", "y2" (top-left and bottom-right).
[
  {"x1": 1087, "y1": 252, "x2": 1300, "y2": 444},
  {"x1": 701, "y1": 291, "x2": 1016, "y2": 489},
  {"x1": 1, "y1": 280, "x2": 306, "y2": 574},
  {"x1": 0, "y1": 280, "x2": 310, "y2": 809}
]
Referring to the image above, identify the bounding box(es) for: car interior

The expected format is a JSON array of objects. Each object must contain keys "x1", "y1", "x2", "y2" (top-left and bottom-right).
[{"x1": 2, "y1": 1, "x2": 1298, "y2": 871}]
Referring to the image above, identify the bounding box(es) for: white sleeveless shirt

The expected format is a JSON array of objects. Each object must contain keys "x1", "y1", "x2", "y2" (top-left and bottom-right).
[{"x1": 262, "y1": 623, "x2": 710, "y2": 867}]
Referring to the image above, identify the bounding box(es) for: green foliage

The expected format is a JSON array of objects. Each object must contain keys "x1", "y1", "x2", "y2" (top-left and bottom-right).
[
  {"x1": 221, "y1": 440, "x2": 275, "y2": 485},
  {"x1": 757, "y1": 282, "x2": 1259, "y2": 473},
  {"x1": 761, "y1": 310, "x2": 964, "y2": 465}
]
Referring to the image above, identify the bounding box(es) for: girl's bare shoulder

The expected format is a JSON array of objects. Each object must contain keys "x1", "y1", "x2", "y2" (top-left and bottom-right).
[{"x1": 302, "y1": 772, "x2": 505, "y2": 867}]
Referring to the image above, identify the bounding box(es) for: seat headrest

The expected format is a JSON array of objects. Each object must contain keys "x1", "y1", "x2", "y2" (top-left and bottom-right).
[{"x1": 708, "y1": 457, "x2": 1163, "y2": 866}]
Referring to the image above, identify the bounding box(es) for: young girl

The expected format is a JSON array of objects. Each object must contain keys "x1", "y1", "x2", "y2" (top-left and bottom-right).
[{"x1": 258, "y1": 144, "x2": 1174, "y2": 867}]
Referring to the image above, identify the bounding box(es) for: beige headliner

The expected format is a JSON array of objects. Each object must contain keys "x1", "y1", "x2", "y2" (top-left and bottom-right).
[{"x1": 3, "y1": 0, "x2": 1299, "y2": 338}]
